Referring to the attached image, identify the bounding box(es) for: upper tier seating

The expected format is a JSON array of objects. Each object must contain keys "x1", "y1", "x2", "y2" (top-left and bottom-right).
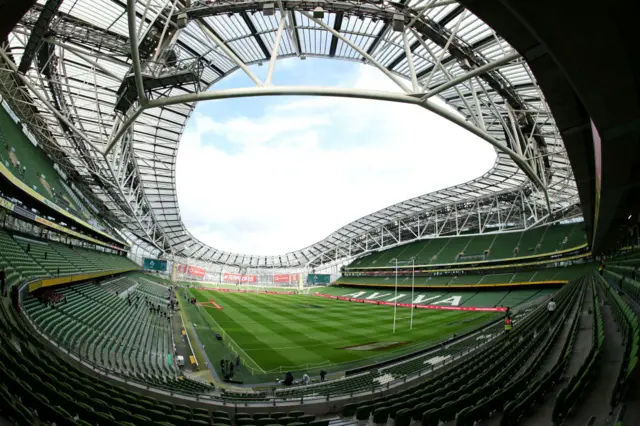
[
  {"x1": 0, "y1": 228, "x2": 137, "y2": 293},
  {"x1": 0, "y1": 104, "x2": 89, "y2": 220},
  {"x1": 336, "y1": 264, "x2": 590, "y2": 287},
  {"x1": 0, "y1": 230, "x2": 48, "y2": 284},
  {"x1": 348, "y1": 222, "x2": 586, "y2": 269}
]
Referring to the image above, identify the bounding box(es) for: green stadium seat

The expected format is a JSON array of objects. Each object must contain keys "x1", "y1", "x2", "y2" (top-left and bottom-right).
[
  {"x1": 270, "y1": 412, "x2": 286, "y2": 419},
  {"x1": 296, "y1": 414, "x2": 315, "y2": 423}
]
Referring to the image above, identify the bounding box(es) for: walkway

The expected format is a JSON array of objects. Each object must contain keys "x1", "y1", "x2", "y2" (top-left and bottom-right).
[
  {"x1": 520, "y1": 281, "x2": 594, "y2": 425},
  {"x1": 564, "y1": 295, "x2": 624, "y2": 425}
]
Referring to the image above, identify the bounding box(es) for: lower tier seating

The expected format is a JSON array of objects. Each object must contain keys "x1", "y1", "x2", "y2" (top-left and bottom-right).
[
  {"x1": 0, "y1": 299, "x2": 218, "y2": 426},
  {"x1": 339, "y1": 275, "x2": 583, "y2": 425},
  {"x1": 24, "y1": 281, "x2": 177, "y2": 380}
]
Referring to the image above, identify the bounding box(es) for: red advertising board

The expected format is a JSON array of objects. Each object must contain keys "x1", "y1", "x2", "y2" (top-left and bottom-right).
[
  {"x1": 196, "y1": 287, "x2": 294, "y2": 295},
  {"x1": 274, "y1": 273, "x2": 299, "y2": 283},
  {"x1": 187, "y1": 265, "x2": 206, "y2": 277},
  {"x1": 223, "y1": 272, "x2": 257, "y2": 283},
  {"x1": 177, "y1": 264, "x2": 205, "y2": 277}
]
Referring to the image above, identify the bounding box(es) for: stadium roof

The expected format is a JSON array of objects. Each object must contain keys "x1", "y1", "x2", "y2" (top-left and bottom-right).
[{"x1": 2, "y1": 0, "x2": 580, "y2": 268}]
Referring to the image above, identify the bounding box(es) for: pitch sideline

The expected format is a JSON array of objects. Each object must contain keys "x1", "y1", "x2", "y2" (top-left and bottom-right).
[{"x1": 195, "y1": 295, "x2": 266, "y2": 374}]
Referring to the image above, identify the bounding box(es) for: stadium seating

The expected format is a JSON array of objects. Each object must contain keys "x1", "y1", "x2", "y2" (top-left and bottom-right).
[
  {"x1": 0, "y1": 104, "x2": 95, "y2": 222},
  {"x1": 336, "y1": 264, "x2": 590, "y2": 287},
  {"x1": 347, "y1": 222, "x2": 586, "y2": 269},
  {"x1": 0, "y1": 229, "x2": 49, "y2": 284},
  {"x1": 551, "y1": 276, "x2": 603, "y2": 423},
  {"x1": 600, "y1": 268, "x2": 639, "y2": 407},
  {"x1": 0, "y1": 299, "x2": 216, "y2": 426},
  {"x1": 14, "y1": 236, "x2": 78, "y2": 276},
  {"x1": 0, "y1": 228, "x2": 136, "y2": 294},
  {"x1": 24, "y1": 280, "x2": 175, "y2": 379},
  {"x1": 336, "y1": 275, "x2": 582, "y2": 425}
]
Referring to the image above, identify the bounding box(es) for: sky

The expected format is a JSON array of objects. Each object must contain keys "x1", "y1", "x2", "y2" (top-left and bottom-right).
[{"x1": 175, "y1": 58, "x2": 496, "y2": 256}]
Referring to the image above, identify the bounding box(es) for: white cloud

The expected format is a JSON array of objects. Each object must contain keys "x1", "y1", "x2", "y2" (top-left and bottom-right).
[{"x1": 176, "y1": 65, "x2": 496, "y2": 256}]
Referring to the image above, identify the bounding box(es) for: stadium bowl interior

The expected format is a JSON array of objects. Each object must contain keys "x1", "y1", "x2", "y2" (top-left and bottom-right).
[{"x1": 0, "y1": 0, "x2": 639, "y2": 425}]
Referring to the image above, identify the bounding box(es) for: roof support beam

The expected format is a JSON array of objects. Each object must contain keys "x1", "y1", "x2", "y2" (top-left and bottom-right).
[
  {"x1": 420, "y1": 51, "x2": 521, "y2": 100},
  {"x1": 196, "y1": 19, "x2": 263, "y2": 86},
  {"x1": 0, "y1": 48, "x2": 103, "y2": 155},
  {"x1": 386, "y1": 5, "x2": 464, "y2": 72},
  {"x1": 289, "y1": 10, "x2": 302, "y2": 56},
  {"x1": 240, "y1": 11, "x2": 270, "y2": 59},
  {"x1": 127, "y1": 0, "x2": 148, "y2": 106},
  {"x1": 18, "y1": 0, "x2": 63, "y2": 73},
  {"x1": 266, "y1": 16, "x2": 286, "y2": 86},
  {"x1": 329, "y1": 12, "x2": 344, "y2": 57}
]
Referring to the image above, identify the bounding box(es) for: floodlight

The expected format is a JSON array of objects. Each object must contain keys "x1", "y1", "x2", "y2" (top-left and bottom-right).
[
  {"x1": 313, "y1": 6, "x2": 324, "y2": 19},
  {"x1": 392, "y1": 14, "x2": 404, "y2": 32},
  {"x1": 176, "y1": 13, "x2": 188, "y2": 29},
  {"x1": 263, "y1": 3, "x2": 275, "y2": 16}
]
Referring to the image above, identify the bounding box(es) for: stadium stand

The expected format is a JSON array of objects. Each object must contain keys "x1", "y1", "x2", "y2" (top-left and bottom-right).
[
  {"x1": 335, "y1": 264, "x2": 590, "y2": 287},
  {"x1": 0, "y1": 228, "x2": 135, "y2": 292},
  {"x1": 337, "y1": 275, "x2": 584, "y2": 425},
  {"x1": 0, "y1": 105, "x2": 95, "y2": 222},
  {"x1": 0, "y1": 299, "x2": 216, "y2": 426},
  {"x1": 24, "y1": 280, "x2": 177, "y2": 380},
  {"x1": 347, "y1": 222, "x2": 586, "y2": 269}
]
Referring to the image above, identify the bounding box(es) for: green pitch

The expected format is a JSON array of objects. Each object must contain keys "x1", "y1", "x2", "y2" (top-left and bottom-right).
[{"x1": 185, "y1": 288, "x2": 497, "y2": 379}]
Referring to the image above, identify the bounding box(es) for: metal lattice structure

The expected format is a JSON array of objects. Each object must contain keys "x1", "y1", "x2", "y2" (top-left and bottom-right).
[{"x1": 2, "y1": 0, "x2": 580, "y2": 270}]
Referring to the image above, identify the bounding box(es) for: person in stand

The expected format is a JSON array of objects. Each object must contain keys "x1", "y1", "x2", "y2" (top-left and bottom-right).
[
  {"x1": 302, "y1": 373, "x2": 310, "y2": 385},
  {"x1": 504, "y1": 316, "x2": 512, "y2": 334},
  {"x1": 220, "y1": 359, "x2": 226, "y2": 377},
  {"x1": 26, "y1": 244, "x2": 30, "y2": 253},
  {"x1": 236, "y1": 355, "x2": 241, "y2": 371},
  {"x1": 320, "y1": 370, "x2": 326, "y2": 382},
  {"x1": 44, "y1": 252, "x2": 47, "y2": 260},
  {"x1": 0, "y1": 268, "x2": 5, "y2": 297},
  {"x1": 547, "y1": 298, "x2": 556, "y2": 317},
  {"x1": 505, "y1": 306, "x2": 512, "y2": 317},
  {"x1": 229, "y1": 362, "x2": 234, "y2": 378}
]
